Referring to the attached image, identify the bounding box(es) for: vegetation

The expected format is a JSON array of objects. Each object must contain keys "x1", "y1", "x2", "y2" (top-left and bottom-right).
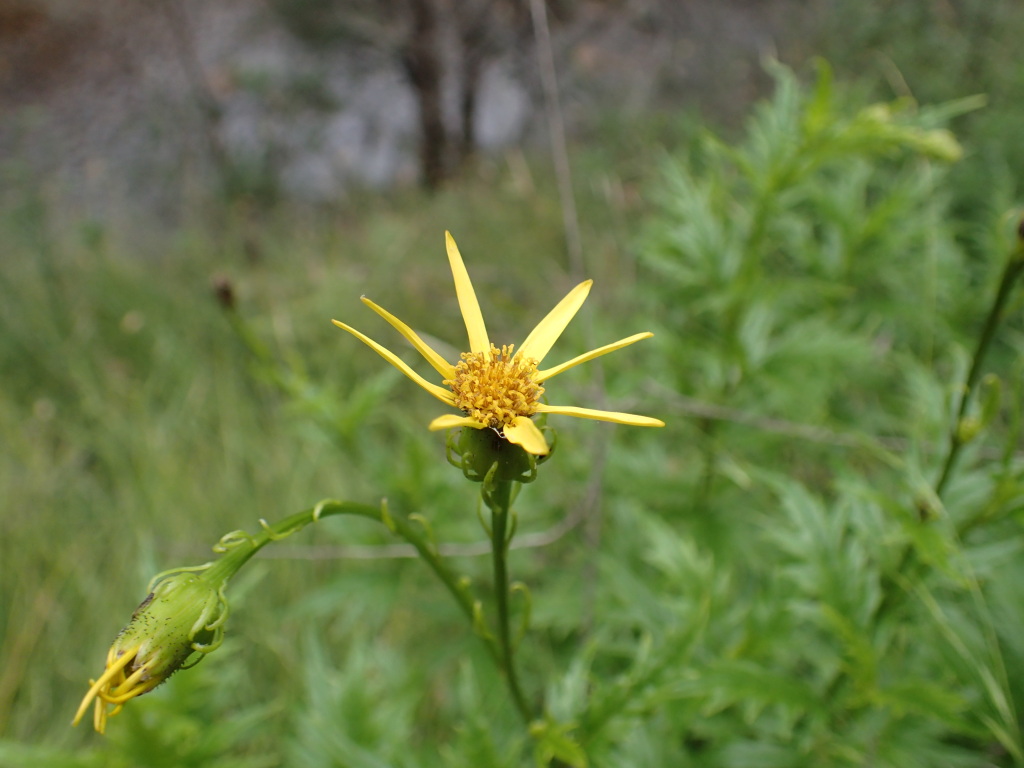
[
  {"x1": 3, "y1": 51, "x2": 1024, "y2": 768},
  {"x1": 818, "y1": 0, "x2": 1024, "y2": 237}
]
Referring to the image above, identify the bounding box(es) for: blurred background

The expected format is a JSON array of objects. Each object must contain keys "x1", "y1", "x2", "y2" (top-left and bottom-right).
[
  {"x1": 4, "y1": 1, "x2": 1024, "y2": 766},
  {"x1": 4, "y1": 0, "x2": 1023, "y2": 230},
  {"x1": 2, "y1": 0, "x2": 791, "y2": 222}
]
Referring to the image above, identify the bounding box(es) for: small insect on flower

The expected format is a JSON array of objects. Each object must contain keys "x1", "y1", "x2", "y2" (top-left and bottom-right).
[
  {"x1": 73, "y1": 568, "x2": 228, "y2": 733},
  {"x1": 332, "y1": 231, "x2": 663, "y2": 456}
]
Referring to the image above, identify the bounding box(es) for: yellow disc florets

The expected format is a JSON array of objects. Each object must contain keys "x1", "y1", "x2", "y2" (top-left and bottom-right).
[{"x1": 445, "y1": 344, "x2": 544, "y2": 429}]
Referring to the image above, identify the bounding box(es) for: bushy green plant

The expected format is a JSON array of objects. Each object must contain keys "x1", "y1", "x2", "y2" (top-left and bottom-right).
[
  {"x1": 617, "y1": 60, "x2": 1024, "y2": 765},
  {"x1": 638, "y1": 61, "x2": 990, "y2": 501}
]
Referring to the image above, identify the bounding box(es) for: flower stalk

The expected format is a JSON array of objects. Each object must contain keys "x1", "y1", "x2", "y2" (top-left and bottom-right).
[{"x1": 485, "y1": 470, "x2": 535, "y2": 723}]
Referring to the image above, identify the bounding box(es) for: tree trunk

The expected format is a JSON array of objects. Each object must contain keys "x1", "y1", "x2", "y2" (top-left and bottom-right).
[
  {"x1": 456, "y1": 0, "x2": 491, "y2": 165},
  {"x1": 402, "y1": 0, "x2": 447, "y2": 189}
]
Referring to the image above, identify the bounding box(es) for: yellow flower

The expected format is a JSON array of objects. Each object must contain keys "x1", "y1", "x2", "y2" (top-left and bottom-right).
[{"x1": 332, "y1": 232, "x2": 663, "y2": 455}]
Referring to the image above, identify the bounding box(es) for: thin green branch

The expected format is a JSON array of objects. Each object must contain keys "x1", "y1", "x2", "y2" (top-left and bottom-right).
[
  {"x1": 211, "y1": 499, "x2": 503, "y2": 668},
  {"x1": 935, "y1": 240, "x2": 1024, "y2": 497},
  {"x1": 866, "y1": 226, "x2": 1024, "y2": 626}
]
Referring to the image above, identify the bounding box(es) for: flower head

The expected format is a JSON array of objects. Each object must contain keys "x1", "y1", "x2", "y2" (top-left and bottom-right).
[
  {"x1": 333, "y1": 232, "x2": 663, "y2": 455},
  {"x1": 73, "y1": 567, "x2": 229, "y2": 733}
]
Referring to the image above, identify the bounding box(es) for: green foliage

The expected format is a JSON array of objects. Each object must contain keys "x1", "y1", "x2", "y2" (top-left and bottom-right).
[
  {"x1": 284, "y1": 635, "x2": 419, "y2": 767},
  {"x1": 638, "y1": 61, "x2": 989, "y2": 495},
  {"x1": 3, "y1": 58, "x2": 1024, "y2": 768},
  {"x1": 607, "y1": 60, "x2": 1024, "y2": 765}
]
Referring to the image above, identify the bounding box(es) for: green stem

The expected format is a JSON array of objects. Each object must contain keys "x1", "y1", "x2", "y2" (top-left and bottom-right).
[
  {"x1": 204, "y1": 500, "x2": 502, "y2": 667},
  {"x1": 873, "y1": 233, "x2": 1024, "y2": 622},
  {"x1": 934, "y1": 247, "x2": 1024, "y2": 498},
  {"x1": 487, "y1": 478, "x2": 534, "y2": 723}
]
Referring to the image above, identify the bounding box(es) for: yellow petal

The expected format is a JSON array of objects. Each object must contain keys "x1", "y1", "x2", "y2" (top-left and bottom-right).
[
  {"x1": 536, "y1": 403, "x2": 665, "y2": 427},
  {"x1": 503, "y1": 415, "x2": 550, "y2": 455},
  {"x1": 446, "y1": 231, "x2": 490, "y2": 354},
  {"x1": 517, "y1": 280, "x2": 592, "y2": 365},
  {"x1": 537, "y1": 332, "x2": 653, "y2": 381},
  {"x1": 360, "y1": 297, "x2": 455, "y2": 379},
  {"x1": 72, "y1": 648, "x2": 138, "y2": 727},
  {"x1": 428, "y1": 414, "x2": 487, "y2": 431},
  {"x1": 332, "y1": 320, "x2": 455, "y2": 405}
]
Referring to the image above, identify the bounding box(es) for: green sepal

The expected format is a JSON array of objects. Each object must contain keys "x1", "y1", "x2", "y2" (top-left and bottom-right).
[{"x1": 456, "y1": 426, "x2": 538, "y2": 484}]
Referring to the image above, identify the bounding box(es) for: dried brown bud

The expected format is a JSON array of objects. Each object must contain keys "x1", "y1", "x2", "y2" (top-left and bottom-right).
[{"x1": 212, "y1": 275, "x2": 235, "y2": 311}]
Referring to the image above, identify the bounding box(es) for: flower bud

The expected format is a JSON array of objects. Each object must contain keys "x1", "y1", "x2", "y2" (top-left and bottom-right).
[
  {"x1": 956, "y1": 415, "x2": 982, "y2": 445},
  {"x1": 73, "y1": 567, "x2": 229, "y2": 733}
]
